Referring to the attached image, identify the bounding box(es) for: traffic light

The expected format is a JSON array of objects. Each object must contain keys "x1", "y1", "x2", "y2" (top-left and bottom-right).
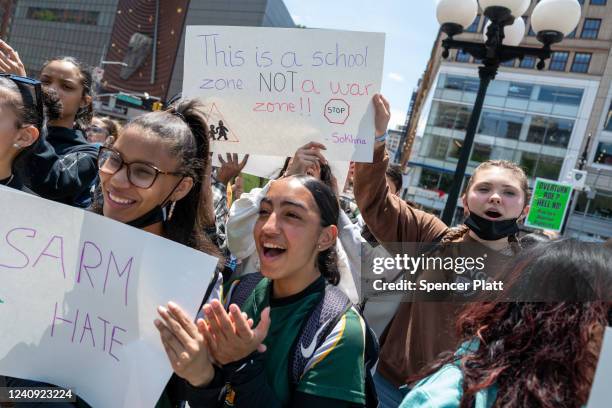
[{"x1": 152, "y1": 101, "x2": 164, "y2": 111}]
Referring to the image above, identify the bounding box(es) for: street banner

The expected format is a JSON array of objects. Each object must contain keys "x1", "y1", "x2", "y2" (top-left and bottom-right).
[
  {"x1": 588, "y1": 327, "x2": 612, "y2": 408},
  {"x1": 182, "y1": 26, "x2": 386, "y2": 162},
  {"x1": 0, "y1": 187, "x2": 217, "y2": 407},
  {"x1": 525, "y1": 178, "x2": 573, "y2": 232}
]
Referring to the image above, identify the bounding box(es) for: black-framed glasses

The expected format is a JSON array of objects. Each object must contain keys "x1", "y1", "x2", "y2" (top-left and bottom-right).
[
  {"x1": 97, "y1": 147, "x2": 184, "y2": 189},
  {"x1": 0, "y1": 73, "x2": 43, "y2": 129}
]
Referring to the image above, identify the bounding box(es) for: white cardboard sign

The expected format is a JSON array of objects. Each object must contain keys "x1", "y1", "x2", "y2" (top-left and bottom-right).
[
  {"x1": 0, "y1": 187, "x2": 217, "y2": 407},
  {"x1": 183, "y1": 26, "x2": 385, "y2": 162}
]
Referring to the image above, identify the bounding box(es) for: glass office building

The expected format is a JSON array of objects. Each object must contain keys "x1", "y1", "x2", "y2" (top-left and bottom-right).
[{"x1": 405, "y1": 66, "x2": 598, "y2": 220}]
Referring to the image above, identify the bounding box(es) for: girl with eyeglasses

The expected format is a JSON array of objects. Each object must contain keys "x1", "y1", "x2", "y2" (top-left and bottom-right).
[
  {"x1": 0, "y1": 74, "x2": 61, "y2": 194},
  {"x1": 0, "y1": 42, "x2": 98, "y2": 207},
  {"x1": 86, "y1": 116, "x2": 120, "y2": 144},
  {"x1": 92, "y1": 98, "x2": 225, "y2": 407},
  {"x1": 4, "y1": 99, "x2": 221, "y2": 407}
]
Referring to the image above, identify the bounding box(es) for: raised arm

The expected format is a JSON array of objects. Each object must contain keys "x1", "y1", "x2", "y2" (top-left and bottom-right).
[{"x1": 353, "y1": 95, "x2": 448, "y2": 244}]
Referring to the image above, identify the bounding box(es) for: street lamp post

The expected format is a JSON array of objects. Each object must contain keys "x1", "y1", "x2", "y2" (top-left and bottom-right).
[{"x1": 435, "y1": 0, "x2": 581, "y2": 226}]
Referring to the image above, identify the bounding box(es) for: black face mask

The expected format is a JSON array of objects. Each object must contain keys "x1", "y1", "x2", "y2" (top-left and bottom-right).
[
  {"x1": 464, "y1": 212, "x2": 519, "y2": 241},
  {"x1": 125, "y1": 177, "x2": 183, "y2": 229},
  {"x1": 126, "y1": 205, "x2": 167, "y2": 229}
]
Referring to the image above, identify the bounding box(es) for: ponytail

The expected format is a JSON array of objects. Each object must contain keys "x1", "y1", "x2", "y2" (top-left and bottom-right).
[
  {"x1": 318, "y1": 247, "x2": 340, "y2": 285},
  {"x1": 116, "y1": 98, "x2": 217, "y2": 255},
  {"x1": 290, "y1": 175, "x2": 341, "y2": 285}
]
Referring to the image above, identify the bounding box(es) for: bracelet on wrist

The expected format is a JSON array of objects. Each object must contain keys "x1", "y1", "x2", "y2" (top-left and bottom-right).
[{"x1": 375, "y1": 131, "x2": 388, "y2": 143}]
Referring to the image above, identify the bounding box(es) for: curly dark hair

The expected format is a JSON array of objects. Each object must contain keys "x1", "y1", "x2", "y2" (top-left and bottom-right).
[{"x1": 409, "y1": 240, "x2": 612, "y2": 408}]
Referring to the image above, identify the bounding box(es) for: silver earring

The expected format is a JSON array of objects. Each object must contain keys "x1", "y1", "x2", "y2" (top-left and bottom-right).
[
  {"x1": 168, "y1": 201, "x2": 176, "y2": 220},
  {"x1": 13, "y1": 143, "x2": 20, "y2": 148}
]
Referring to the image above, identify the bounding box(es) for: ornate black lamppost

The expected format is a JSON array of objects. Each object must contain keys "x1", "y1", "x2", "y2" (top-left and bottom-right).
[{"x1": 435, "y1": 0, "x2": 581, "y2": 225}]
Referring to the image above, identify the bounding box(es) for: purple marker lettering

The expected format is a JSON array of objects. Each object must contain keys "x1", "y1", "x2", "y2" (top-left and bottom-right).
[
  {"x1": 109, "y1": 326, "x2": 126, "y2": 362},
  {"x1": 70, "y1": 309, "x2": 80, "y2": 342},
  {"x1": 103, "y1": 252, "x2": 133, "y2": 307},
  {"x1": 197, "y1": 34, "x2": 219, "y2": 66},
  {"x1": 79, "y1": 313, "x2": 96, "y2": 347},
  {"x1": 50, "y1": 301, "x2": 73, "y2": 337},
  {"x1": 0, "y1": 227, "x2": 36, "y2": 269},
  {"x1": 97, "y1": 316, "x2": 111, "y2": 351},
  {"x1": 77, "y1": 241, "x2": 102, "y2": 288},
  {"x1": 32, "y1": 235, "x2": 66, "y2": 278}
]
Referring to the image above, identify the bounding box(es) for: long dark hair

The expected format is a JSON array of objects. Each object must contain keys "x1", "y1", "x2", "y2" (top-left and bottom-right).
[
  {"x1": 93, "y1": 99, "x2": 216, "y2": 255},
  {"x1": 0, "y1": 77, "x2": 62, "y2": 180},
  {"x1": 41, "y1": 56, "x2": 93, "y2": 131},
  {"x1": 409, "y1": 240, "x2": 612, "y2": 408},
  {"x1": 289, "y1": 175, "x2": 340, "y2": 285}
]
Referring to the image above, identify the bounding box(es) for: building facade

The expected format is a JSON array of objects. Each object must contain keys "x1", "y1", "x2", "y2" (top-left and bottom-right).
[
  {"x1": 386, "y1": 128, "x2": 403, "y2": 163},
  {"x1": 402, "y1": 0, "x2": 612, "y2": 241},
  {"x1": 5, "y1": 0, "x2": 294, "y2": 118},
  {"x1": 7, "y1": 0, "x2": 119, "y2": 78}
]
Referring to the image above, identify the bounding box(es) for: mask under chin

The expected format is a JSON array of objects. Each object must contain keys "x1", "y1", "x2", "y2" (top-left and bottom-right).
[
  {"x1": 464, "y1": 212, "x2": 519, "y2": 241},
  {"x1": 126, "y1": 205, "x2": 167, "y2": 228}
]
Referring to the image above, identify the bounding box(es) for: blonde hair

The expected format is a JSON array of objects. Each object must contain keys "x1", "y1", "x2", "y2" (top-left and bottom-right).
[
  {"x1": 465, "y1": 160, "x2": 530, "y2": 204},
  {"x1": 441, "y1": 160, "x2": 530, "y2": 254}
]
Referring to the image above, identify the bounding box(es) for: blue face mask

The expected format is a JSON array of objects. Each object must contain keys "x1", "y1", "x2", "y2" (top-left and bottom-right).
[{"x1": 464, "y1": 212, "x2": 519, "y2": 241}]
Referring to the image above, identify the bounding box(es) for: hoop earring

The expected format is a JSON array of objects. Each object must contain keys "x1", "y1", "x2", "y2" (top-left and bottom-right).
[{"x1": 168, "y1": 201, "x2": 176, "y2": 220}]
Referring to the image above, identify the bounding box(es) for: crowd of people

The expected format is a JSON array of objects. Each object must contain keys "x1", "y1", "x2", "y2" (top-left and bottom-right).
[{"x1": 0, "y1": 41, "x2": 611, "y2": 408}]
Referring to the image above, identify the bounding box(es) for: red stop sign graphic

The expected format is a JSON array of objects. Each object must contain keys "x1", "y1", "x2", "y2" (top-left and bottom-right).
[{"x1": 324, "y1": 99, "x2": 350, "y2": 124}]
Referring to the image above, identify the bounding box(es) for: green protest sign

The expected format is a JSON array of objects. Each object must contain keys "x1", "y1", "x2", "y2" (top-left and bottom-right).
[{"x1": 525, "y1": 178, "x2": 573, "y2": 232}]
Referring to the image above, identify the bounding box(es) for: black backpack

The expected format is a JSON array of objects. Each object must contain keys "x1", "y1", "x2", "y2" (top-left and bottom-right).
[{"x1": 225, "y1": 273, "x2": 380, "y2": 407}]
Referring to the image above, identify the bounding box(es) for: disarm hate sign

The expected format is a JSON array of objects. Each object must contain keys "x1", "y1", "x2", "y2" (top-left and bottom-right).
[
  {"x1": 0, "y1": 187, "x2": 217, "y2": 407},
  {"x1": 182, "y1": 26, "x2": 386, "y2": 162}
]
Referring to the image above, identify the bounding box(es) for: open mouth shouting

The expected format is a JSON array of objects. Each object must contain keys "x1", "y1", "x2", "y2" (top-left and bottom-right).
[
  {"x1": 262, "y1": 242, "x2": 287, "y2": 261},
  {"x1": 484, "y1": 208, "x2": 503, "y2": 219}
]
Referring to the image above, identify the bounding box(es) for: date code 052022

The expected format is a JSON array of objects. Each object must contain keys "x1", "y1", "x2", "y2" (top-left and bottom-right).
[{"x1": 0, "y1": 387, "x2": 77, "y2": 403}]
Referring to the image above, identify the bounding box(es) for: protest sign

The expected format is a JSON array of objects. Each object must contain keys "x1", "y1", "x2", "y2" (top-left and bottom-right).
[
  {"x1": 587, "y1": 327, "x2": 612, "y2": 408},
  {"x1": 525, "y1": 178, "x2": 573, "y2": 232},
  {"x1": 212, "y1": 153, "x2": 351, "y2": 191},
  {"x1": 183, "y1": 26, "x2": 385, "y2": 162},
  {"x1": 0, "y1": 187, "x2": 217, "y2": 407}
]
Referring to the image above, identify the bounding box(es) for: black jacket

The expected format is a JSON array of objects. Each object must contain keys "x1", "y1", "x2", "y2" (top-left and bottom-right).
[
  {"x1": 26, "y1": 126, "x2": 98, "y2": 208},
  {"x1": 1, "y1": 173, "x2": 36, "y2": 195}
]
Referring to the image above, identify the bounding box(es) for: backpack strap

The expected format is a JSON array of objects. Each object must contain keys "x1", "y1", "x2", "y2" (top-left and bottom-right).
[
  {"x1": 289, "y1": 284, "x2": 351, "y2": 385},
  {"x1": 224, "y1": 272, "x2": 264, "y2": 309}
]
